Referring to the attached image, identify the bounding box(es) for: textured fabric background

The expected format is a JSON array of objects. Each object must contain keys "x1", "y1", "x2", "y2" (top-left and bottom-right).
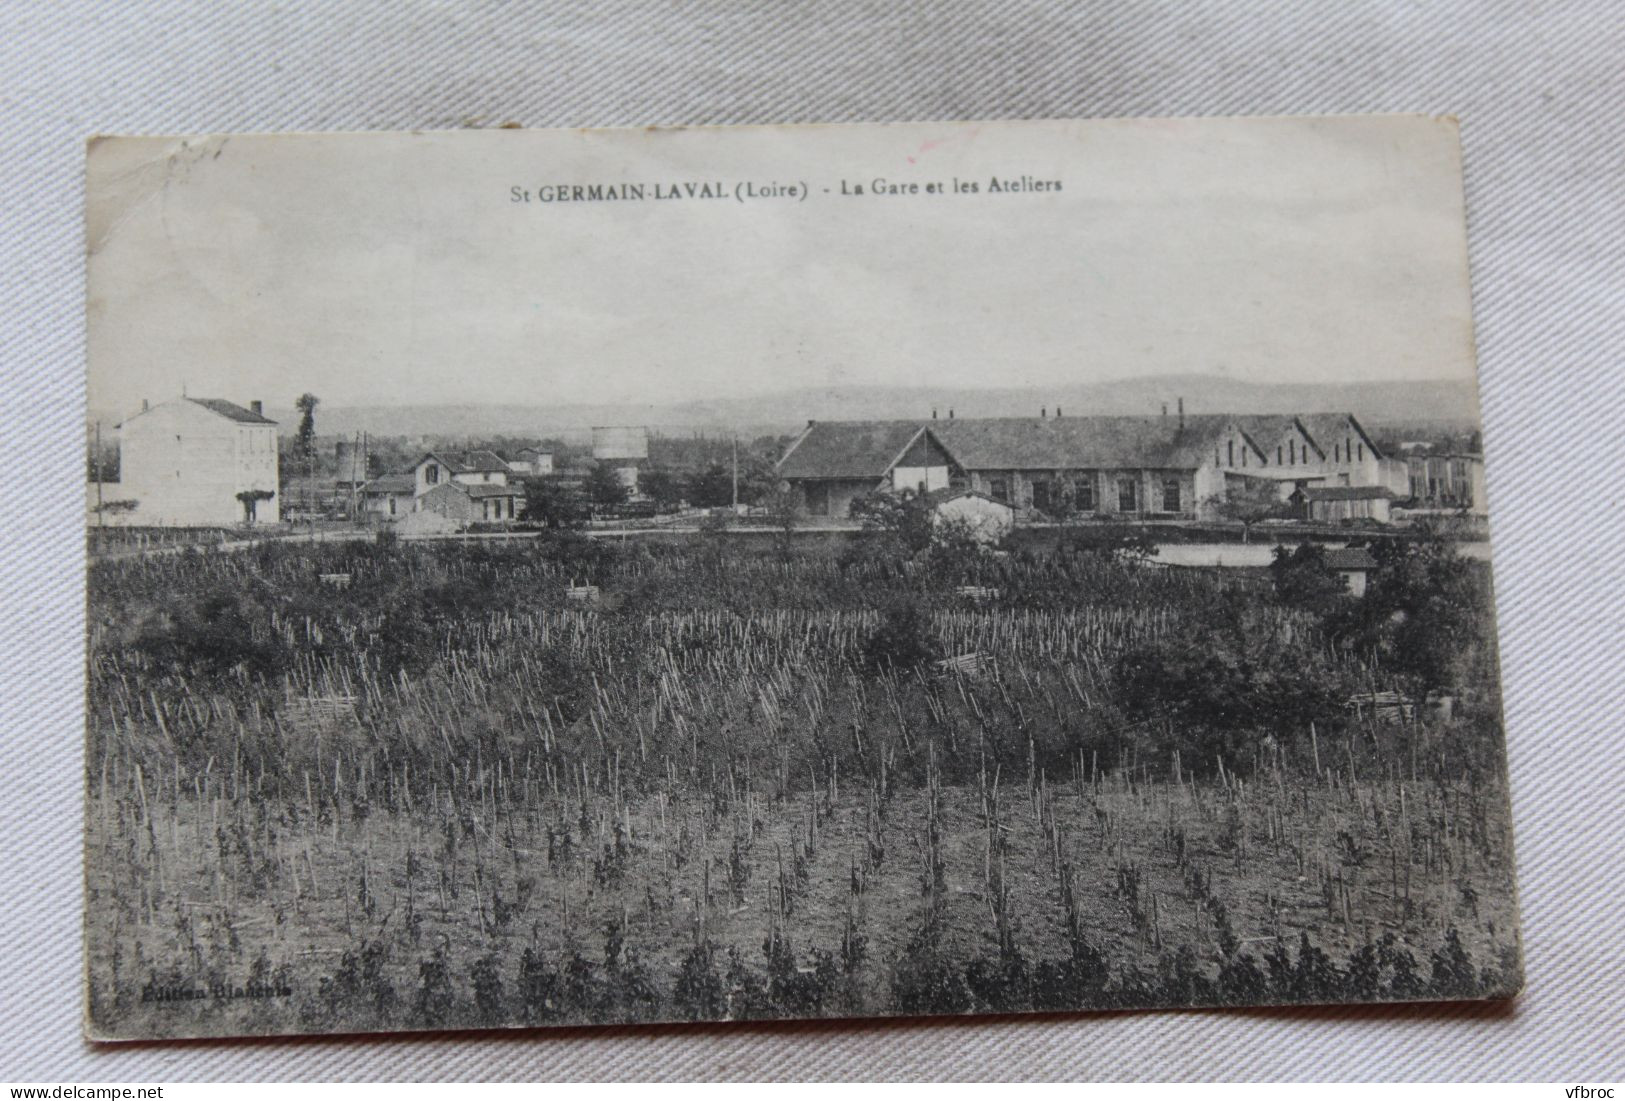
[{"x1": 3, "y1": 0, "x2": 1622, "y2": 1082}]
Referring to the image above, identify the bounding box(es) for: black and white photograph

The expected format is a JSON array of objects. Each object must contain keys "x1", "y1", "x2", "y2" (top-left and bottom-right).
[{"x1": 82, "y1": 116, "x2": 1521, "y2": 1042}]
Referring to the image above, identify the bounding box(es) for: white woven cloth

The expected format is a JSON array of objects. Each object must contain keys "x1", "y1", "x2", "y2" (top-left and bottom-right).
[{"x1": 3, "y1": 0, "x2": 1622, "y2": 1082}]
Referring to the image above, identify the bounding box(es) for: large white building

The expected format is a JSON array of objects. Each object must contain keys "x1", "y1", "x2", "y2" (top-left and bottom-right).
[{"x1": 116, "y1": 397, "x2": 280, "y2": 526}]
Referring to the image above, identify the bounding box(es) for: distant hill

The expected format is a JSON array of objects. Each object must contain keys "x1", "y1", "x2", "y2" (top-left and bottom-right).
[{"x1": 253, "y1": 374, "x2": 1481, "y2": 443}]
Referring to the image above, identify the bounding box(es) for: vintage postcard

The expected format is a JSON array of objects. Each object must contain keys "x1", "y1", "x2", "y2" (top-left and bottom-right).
[{"x1": 84, "y1": 116, "x2": 1520, "y2": 1041}]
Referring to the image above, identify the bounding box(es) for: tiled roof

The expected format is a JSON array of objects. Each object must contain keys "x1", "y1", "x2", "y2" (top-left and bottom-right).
[
  {"x1": 929, "y1": 414, "x2": 1252, "y2": 471},
  {"x1": 462, "y1": 483, "x2": 522, "y2": 499},
  {"x1": 1324, "y1": 547, "x2": 1378, "y2": 570},
  {"x1": 1302, "y1": 485, "x2": 1395, "y2": 501},
  {"x1": 187, "y1": 397, "x2": 278, "y2": 425},
  {"x1": 1296, "y1": 413, "x2": 1384, "y2": 461},
  {"x1": 421, "y1": 450, "x2": 511, "y2": 475},
  {"x1": 1230, "y1": 415, "x2": 1326, "y2": 461},
  {"x1": 775, "y1": 414, "x2": 1380, "y2": 479},
  {"x1": 775, "y1": 421, "x2": 932, "y2": 480},
  {"x1": 923, "y1": 487, "x2": 1011, "y2": 509},
  {"x1": 363, "y1": 474, "x2": 414, "y2": 494}
]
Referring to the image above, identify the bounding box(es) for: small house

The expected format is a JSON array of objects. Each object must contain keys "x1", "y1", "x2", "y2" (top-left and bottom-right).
[
  {"x1": 1293, "y1": 484, "x2": 1395, "y2": 524},
  {"x1": 360, "y1": 474, "x2": 414, "y2": 519},
  {"x1": 413, "y1": 450, "x2": 511, "y2": 497},
  {"x1": 928, "y1": 489, "x2": 1014, "y2": 544},
  {"x1": 775, "y1": 421, "x2": 955, "y2": 518},
  {"x1": 508, "y1": 447, "x2": 555, "y2": 476},
  {"x1": 1323, "y1": 547, "x2": 1379, "y2": 597},
  {"x1": 417, "y1": 480, "x2": 524, "y2": 524},
  {"x1": 1406, "y1": 451, "x2": 1487, "y2": 515}
]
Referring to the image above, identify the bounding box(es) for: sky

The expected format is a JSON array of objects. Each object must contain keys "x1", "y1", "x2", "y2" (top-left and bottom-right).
[{"x1": 86, "y1": 116, "x2": 1479, "y2": 421}]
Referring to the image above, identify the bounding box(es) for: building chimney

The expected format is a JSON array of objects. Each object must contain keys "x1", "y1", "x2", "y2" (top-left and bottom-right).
[
  {"x1": 250, "y1": 400, "x2": 263, "y2": 416},
  {"x1": 932, "y1": 407, "x2": 938, "y2": 420},
  {"x1": 1056, "y1": 406, "x2": 1063, "y2": 418},
  {"x1": 1041, "y1": 406, "x2": 1047, "y2": 419},
  {"x1": 1162, "y1": 402, "x2": 1168, "y2": 418},
  {"x1": 1178, "y1": 397, "x2": 1185, "y2": 429},
  {"x1": 141, "y1": 398, "x2": 149, "y2": 412},
  {"x1": 949, "y1": 408, "x2": 955, "y2": 419}
]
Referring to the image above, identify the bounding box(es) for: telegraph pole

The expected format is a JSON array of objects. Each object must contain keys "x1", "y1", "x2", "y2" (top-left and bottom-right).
[{"x1": 731, "y1": 433, "x2": 739, "y2": 510}]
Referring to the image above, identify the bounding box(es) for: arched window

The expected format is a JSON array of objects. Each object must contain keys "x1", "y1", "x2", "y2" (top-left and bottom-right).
[{"x1": 1227, "y1": 440, "x2": 1234, "y2": 466}]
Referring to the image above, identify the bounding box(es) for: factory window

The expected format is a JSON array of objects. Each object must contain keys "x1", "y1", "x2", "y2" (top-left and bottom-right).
[
  {"x1": 1161, "y1": 478, "x2": 1181, "y2": 513},
  {"x1": 1277, "y1": 446, "x2": 1284, "y2": 465},
  {"x1": 1075, "y1": 479, "x2": 1095, "y2": 511},
  {"x1": 1118, "y1": 478, "x2": 1138, "y2": 512},
  {"x1": 1032, "y1": 480, "x2": 1053, "y2": 513}
]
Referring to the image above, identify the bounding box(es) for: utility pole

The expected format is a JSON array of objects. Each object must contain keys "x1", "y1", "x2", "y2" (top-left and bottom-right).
[
  {"x1": 360, "y1": 430, "x2": 368, "y2": 523},
  {"x1": 731, "y1": 433, "x2": 739, "y2": 510},
  {"x1": 350, "y1": 430, "x2": 363, "y2": 522}
]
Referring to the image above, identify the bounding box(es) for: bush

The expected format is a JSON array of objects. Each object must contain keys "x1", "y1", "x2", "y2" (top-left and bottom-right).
[
  {"x1": 860, "y1": 598, "x2": 942, "y2": 674},
  {"x1": 672, "y1": 943, "x2": 725, "y2": 1020},
  {"x1": 1270, "y1": 543, "x2": 1351, "y2": 613},
  {"x1": 470, "y1": 951, "x2": 506, "y2": 1024}
]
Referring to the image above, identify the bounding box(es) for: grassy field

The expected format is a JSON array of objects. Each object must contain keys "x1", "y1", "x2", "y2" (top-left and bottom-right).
[{"x1": 84, "y1": 530, "x2": 1520, "y2": 1038}]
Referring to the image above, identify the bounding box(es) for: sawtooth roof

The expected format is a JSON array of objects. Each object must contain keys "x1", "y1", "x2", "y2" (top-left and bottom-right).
[
  {"x1": 773, "y1": 414, "x2": 1387, "y2": 478},
  {"x1": 1229, "y1": 415, "x2": 1326, "y2": 460},
  {"x1": 1296, "y1": 413, "x2": 1384, "y2": 461}
]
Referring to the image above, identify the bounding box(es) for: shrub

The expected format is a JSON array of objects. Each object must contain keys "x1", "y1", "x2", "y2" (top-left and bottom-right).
[
  {"x1": 672, "y1": 943, "x2": 725, "y2": 1020},
  {"x1": 860, "y1": 598, "x2": 942, "y2": 674},
  {"x1": 414, "y1": 945, "x2": 455, "y2": 1026},
  {"x1": 470, "y1": 951, "x2": 506, "y2": 1024}
]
